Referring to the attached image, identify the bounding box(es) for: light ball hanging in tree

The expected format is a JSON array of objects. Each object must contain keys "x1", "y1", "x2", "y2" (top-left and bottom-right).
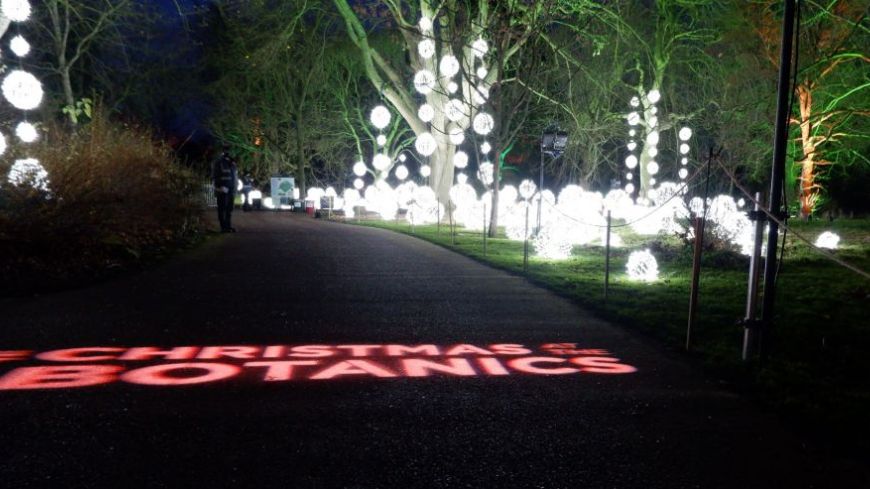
[
  {"x1": 448, "y1": 126, "x2": 465, "y2": 145},
  {"x1": 444, "y1": 99, "x2": 465, "y2": 122},
  {"x1": 353, "y1": 178, "x2": 364, "y2": 190},
  {"x1": 439, "y1": 55, "x2": 460, "y2": 78},
  {"x1": 420, "y1": 164, "x2": 431, "y2": 177},
  {"x1": 647, "y1": 161, "x2": 660, "y2": 175},
  {"x1": 627, "y1": 249, "x2": 659, "y2": 282},
  {"x1": 399, "y1": 154, "x2": 407, "y2": 162},
  {"x1": 625, "y1": 155, "x2": 638, "y2": 169},
  {"x1": 647, "y1": 147, "x2": 658, "y2": 158},
  {"x1": 453, "y1": 151, "x2": 468, "y2": 169},
  {"x1": 646, "y1": 130, "x2": 659, "y2": 146},
  {"x1": 418, "y1": 16, "x2": 432, "y2": 31},
  {"x1": 678, "y1": 168, "x2": 688, "y2": 180},
  {"x1": 395, "y1": 165, "x2": 409, "y2": 180},
  {"x1": 447, "y1": 81, "x2": 458, "y2": 94},
  {"x1": 456, "y1": 173, "x2": 468, "y2": 185},
  {"x1": 370, "y1": 105, "x2": 391, "y2": 130},
  {"x1": 625, "y1": 183, "x2": 635, "y2": 194},
  {"x1": 681, "y1": 157, "x2": 689, "y2": 165},
  {"x1": 629, "y1": 129, "x2": 636, "y2": 137},
  {"x1": 648, "y1": 116, "x2": 658, "y2": 127},
  {"x1": 1, "y1": 0, "x2": 31, "y2": 22},
  {"x1": 418, "y1": 39, "x2": 435, "y2": 59},
  {"x1": 415, "y1": 132, "x2": 437, "y2": 156},
  {"x1": 647, "y1": 89, "x2": 661, "y2": 104},
  {"x1": 630, "y1": 96, "x2": 640, "y2": 107},
  {"x1": 373, "y1": 153, "x2": 391, "y2": 171},
  {"x1": 472, "y1": 38, "x2": 489, "y2": 57},
  {"x1": 627, "y1": 112, "x2": 640, "y2": 126},
  {"x1": 10, "y1": 35, "x2": 30, "y2": 57},
  {"x1": 15, "y1": 121, "x2": 37, "y2": 143},
  {"x1": 680, "y1": 143, "x2": 690, "y2": 155},
  {"x1": 480, "y1": 141, "x2": 491, "y2": 154},
  {"x1": 472, "y1": 112, "x2": 494, "y2": 135},
  {"x1": 679, "y1": 127, "x2": 693, "y2": 141},
  {"x1": 627, "y1": 142, "x2": 637, "y2": 151},
  {"x1": 626, "y1": 172, "x2": 633, "y2": 181},
  {"x1": 476, "y1": 66, "x2": 488, "y2": 79},
  {"x1": 418, "y1": 104, "x2": 435, "y2": 123},
  {"x1": 376, "y1": 134, "x2": 387, "y2": 146},
  {"x1": 413, "y1": 70, "x2": 436, "y2": 94},
  {"x1": 2, "y1": 70, "x2": 43, "y2": 110},
  {"x1": 519, "y1": 179, "x2": 537, "y2": 200},
  {"x1": 353, "y1": 161, "x2": 367, "y2": 177}
]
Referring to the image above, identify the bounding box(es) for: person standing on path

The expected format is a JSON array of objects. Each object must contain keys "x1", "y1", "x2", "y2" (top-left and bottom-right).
[{"x1": 212, "y1": 144, "x2": 238, "y2": 232}]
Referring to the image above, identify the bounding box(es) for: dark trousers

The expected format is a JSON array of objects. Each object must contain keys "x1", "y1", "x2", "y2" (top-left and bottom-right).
[{"x1": 216, "y1": 192, "x2": 234, "y2": 230}]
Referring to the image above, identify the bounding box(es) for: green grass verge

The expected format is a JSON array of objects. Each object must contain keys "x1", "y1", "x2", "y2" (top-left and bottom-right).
[{"x1": 352, "y1": 217, "x2": 870, "y2": 451}]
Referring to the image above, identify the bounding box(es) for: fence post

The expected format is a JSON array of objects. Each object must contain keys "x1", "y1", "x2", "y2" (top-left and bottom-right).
[
  {"x1": 686, "y1": 215, "x2": 705, "y2": 351},
  {"x1": 437, "y1": 198, "x2": 441, "y2": 234},
  {"x1": 483, "y1": 203, "x2": 488, "y2": 256},
  {"x1": 450, "y1": 203, "x2": 456, "y2": 246},
  {"x1": 742, "y1": 192, "x2": 765, "y2": 361},
  {"x1": 523, "y1": 204, "x2": 530, "y2": 273},
  {"x1": 604, "y1": 210, "x2": 612, "y2": 303}
]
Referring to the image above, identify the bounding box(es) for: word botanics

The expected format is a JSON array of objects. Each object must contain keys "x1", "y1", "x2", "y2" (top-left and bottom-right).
[{"x1": 0, "y1": 343, "x2": 636, "y2": 390}]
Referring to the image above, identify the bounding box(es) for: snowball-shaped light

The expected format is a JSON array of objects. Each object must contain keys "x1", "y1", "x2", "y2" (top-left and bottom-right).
[
  {"x1": 646, "y1": 130, "x2": 660, "y2": 146},
  {"x1": 647, "y1": 161, "x2": 660, "y2": 175},
  {"x1": 415, "y1": 132, "x2": 437, "y2": 156},
  {"x1": 627, "y1": 112, "x2": 640, "y2": 126},
  {"x1": 629, "y1": 129, "x2": 636, "y2": 137},
  {"x1": 625, "y1": 155, "x2": 638, "y2": 169},
  {"x1": 679, "y1": 127, "x2": 693, "y2": 141},
  {"x1": 680, "y1": 143, "x2": 690, "y2": 155},
  {"x1": 8, "y1": 158, "x2": 48, "y2": 191},
  {"x1": 678, "y1": 168, "x2": 688, "y2": 179},
  {"x1": 353, "y1": 161, "x2": 367, "y2": 177},
  {"x1": 10, "y1": 35, "x2": 30, "y2": 57},
  {"x1": 647, "y1": 147, "x2": 658, "y2": 158},
  {"x1": 480, "y1": 141, "x2": 491, "y2": 154},
  {"x1": 439, "y1": 55, "x2": 460, "y2": 78},
  {"x1": 414, "y1": 70, "x2": 436, "y2": 94},
  {"x1": 447, "y1": 81, "x2": 458, "y2": 93},
  {"x1": 627, "y1": 249, "x2": 659, "y2": 282},
  {"x1": 815, "y1": 231, "x2": 840, "y2": 250},
  {"x1": 627, "y1": 142, "x2": 637, "y2": 151},
  {"x1": 445, "y1": 99, "x2": 466, "y2": 122},
  {"x1": 420, "y1": 164, "x2": 431, "y2": 177},
  {"x1": 478, "y1": 162, "x2": 494, "y2": 185},
  {"x1": 448, "y1": 126, "x2": 465, "y2": 145},
  {"x1": 353, "y1": 178, "x2": 365, "y2": 190},
  {"x1": 373, "y1": 153, "x2": 391, "y2": 171},
  {"x1": 418, "y1": 103, "x2": 435, "y2": 123},
  {"x1": 418, "y1": 39, "x2": 436, "y2": 59},
  {"x1": 737, "y1": 198, "x2": 746, "y2": 208},
  {"x1": 648, "y1": 116, "x2": 658, "y2": 127},
  {"x1": 650, "y1": 107, "x2": 658, "y2": 115},
  {"x1": 418, "y1": 16, "x2": 432, "y2": 31},
  {"x1": 626, "y1": 172, "x2": 634, "y2": 181},
  {"x1": 2, "y1": 70, "x2": 43, "y2": 110},
  {"x1": 649, "y1": 178, "x2": 657, "y2": 186},
  {"x1": 472, "y1": 38, "x2": 489, "y2": 57},
  {"x1": 1, "y1": 0, "x2": 31, "y2": 22},
  {"x1": 476, "y1": 66, "x2": 488, "y2": 79},
  {"x1": 376, "y1": 134, "x2": 387, "y2": 146},
  {"x1": 370, "y1": 105, "x2": 391, "y2": 130},
  {"x1": 625, "y1": 183, "x2": 635, "y2": 194},
  {"x1": 454, "y1": 150, "x2": 468, "y2": 168},
  {"x1": 472, "y1": 112, "x2": 494, "y2": 135},
  {"x1": 456, "y1": 173, "x2": 468, "y2": 185},
  {"x1": 647, "y1": 89, "x2": 661, "y2": 104},
  {"x1": 399, "y1": 154, "x2": 407, "y2": 162},
  {"x1": 15, "y1": 121, "x2": 37, "y2": 143},
  {"x1": 519, "y1": 179, "x2": 537, "y2": 200},
  {"x1": 630, "y1": 96, "x2": 640, "y2": 107},
  {"x1": 681, "y1": 157, "x2": 689, "y2": 165},
  {"x1": 395, "y1": 165, "x2": 409, "y2": 180}
]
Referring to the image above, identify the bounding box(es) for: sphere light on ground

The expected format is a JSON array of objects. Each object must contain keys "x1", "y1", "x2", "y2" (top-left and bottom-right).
[
  {"x1": 815, "y1": 231, "x2": 840, "y2": 250},
  {"x1": 627, "y1": 249, "x2": 659, "y2": 282}
]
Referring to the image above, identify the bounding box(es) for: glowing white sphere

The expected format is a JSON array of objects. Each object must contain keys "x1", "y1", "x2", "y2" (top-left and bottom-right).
[
  {"x1": 419, "y1": 16, "x2": 432, "y2": 31},
  {"x1": 472, "y1": 38, "x2": 489, "y2": 57},
  {"x1": 447, "y1": 81, "x2": 458, "y2": 93},
  {"x1": 0, "y1": 132, "x2": 6, "y2": 155},
  {"x1": 418, "y1": 39, "x2": 436, "y2": 59},
  {"x1": 650, "y1": 107, "x2": 658, "y2": 115},
  {"x1": 15, "y1": 121, "x2": 37, "y2": 142},
  {"x1": 630, "y1": 96, "x2": 640, "y2": 107},
  {"x1": 815, "y1": 231, "x2": 840, "y2": 250},
  {"x1": 646, "y1": 130, "x2": 660, "y2": 146},
  {"x1": 445, "y1": 99, "x2": 465, "y2": 122},
  {"x1": 626, "y1": 172, "x2": 633, "y2": 180},
  {"x1": 679, "y1": 127, "x2": 693, "y2": 141},
  {"x1": 420, "y1": 164, "x2": 431, "y2": 177},
  {"x1": 627, "y1": 112, "x2": 640, "y2": 126},
  {"x1": 376, "y1": 134, "x2": 387, "y2": 146},
  {"x1": 480, "y1": 141, "x2": 491, "y2": 154},
  {"x1": 647, "y1": 161, "x2": 659, "y2": 175},
  {"x1": 681, "y1": 157, "x2": 689, "y2": 165},
  {"x1": 738, "y1": 198, "x2": 746, "y2": 208},
  {"x1": 8, "y1": 158, "x2": 48, "y2": 191},
  {"x1": 414, "y1": 70, "x2": 436, "y2": 94},
  {"x1": 395, "y1": 165, "x2": 409, "y2": 180},
  {"x1": 647, "y1": 147, "x2": 658, "y2": 158},
  {"x1": 519, "y1": 179, "x2": 537, "y2": 200},
  {"x1": 453, "y1": 151, "x2": 468, "y2": 168},
  {"x1": 2, "y1": 70, "x2": 43, "y2": 110},
  {"x1": 501, "y1": 184, "x2": 518, "y2": 203},
  {"x1": 648, "y1": 116, "x2": 658, "y2": 127},
  {"x1": 678, "y1": 168, "x2": 688, "y2": 179},
  {"x1": 680, "y1": 143, "x2": 690, "y2": 155},
  {"x1": 448, "y1": 126, "x2": 465, "y2": 145},
  {"x1": 476, "y1": 66, "x2": 488, "y2": 79},
  {"x1": 418, "y1": 104, "x2": 435, "y2": 123},
  {"x1": 472, "y1": 112, "x2": 494, "y2": 135},
  {"x1": 647, "y1": 89, "x2": 661, "y2": 104},
  {"x1": 439, "y1": 55, "x2": 460, "y2": 78},
  {"x1": 627, "y1": 142, "x2": 637, "y2": 151},
  {"x1": 370, "y1": 105, "x2": 391, "y2": 129},
  {"x1": 399, "y1": 154, "x2": 407, "y2": 162},
  {"x1": 373, "y1": 153, "x2": 391, "y2": 171},
  {"x1": 649, "y1": 178, "x2": 657, "y2": 186},
  {"x1": 353, "y1": 161, "x2": 367, "y2": 177},
  {"x1": 10, "y1": 35, "x2": 30, "y2": 56},
  {"x1": 478, "y1": 162, "x2": 494, "y2": 185},
  {"x1": 629, "y1": 129, "x2": 636, "y2": 137},
  {"x1": 456, "y1": 173, "x2": 468, "y2": 185},
  {"x1": 1, "y1": 0, "x2": 30, "y2": 22},
  {"x1": 353, "y1": 178, "x2": 364, "y2": 190},
  {"x1": 625, "y1": 155, "x2": 638, "y2": 169},
  {"x1": 627, "y1": 249, "x2": 659, "y2": 282},
  {"x1": 415, "y1": 132, "x2": 437, "y2": 156},
  {"x1": 625, "y1": 183, "x2": 635, "y2": 194}
]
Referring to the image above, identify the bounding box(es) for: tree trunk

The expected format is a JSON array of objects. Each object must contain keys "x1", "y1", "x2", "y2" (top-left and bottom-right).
[
  {"x1": 797, "y1": 84, "x2": 817, "y2": 217},
  {"x1": 295, "y1": 111, "x2": 306, "y2": 198}
]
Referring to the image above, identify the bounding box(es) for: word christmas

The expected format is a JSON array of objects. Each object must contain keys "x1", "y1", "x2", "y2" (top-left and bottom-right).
[{"x1": 0, "y1": 343, "x2": 637, "y2": 390}]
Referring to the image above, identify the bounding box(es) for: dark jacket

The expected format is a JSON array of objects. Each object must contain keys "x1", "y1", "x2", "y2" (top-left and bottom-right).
[{"x1": 212, "y1": 152, "x2": 238, "y2": 195}]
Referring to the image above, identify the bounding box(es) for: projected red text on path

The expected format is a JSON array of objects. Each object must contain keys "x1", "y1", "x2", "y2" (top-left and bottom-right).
[{"x1": 0, "y1": 343, "x2": 636, "y2": 390}]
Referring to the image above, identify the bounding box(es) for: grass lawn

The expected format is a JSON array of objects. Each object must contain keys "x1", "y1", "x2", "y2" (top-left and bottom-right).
[{"x1": 351, "y1": 215, "x2": 870, "y2": 452}]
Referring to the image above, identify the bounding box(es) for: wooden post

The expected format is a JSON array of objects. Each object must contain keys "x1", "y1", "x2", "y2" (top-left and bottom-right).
[
  {"x1": 686, "y1": 215, "x2": 705, "y2": 351},
  {"x1": 483, "y1": 203, "x2": 488, "y2": 256},
  {"x1": 523, "y1": 204, "x2": 529, "y2": 273},
  {"x1": 604, "y1": 210, "x2": 612, "y2": 303}
]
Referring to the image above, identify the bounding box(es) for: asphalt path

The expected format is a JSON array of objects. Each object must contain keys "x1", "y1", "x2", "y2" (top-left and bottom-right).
[{"x1": 0, "y1": 212, "x2": 861, "y2": 488}]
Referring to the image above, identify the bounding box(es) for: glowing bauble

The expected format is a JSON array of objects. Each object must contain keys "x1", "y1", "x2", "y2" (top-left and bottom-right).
[
  {"x1": 625, "y1": 155, "x2": 638, "y2": 169},
  {"x1": 646, "y1": 130, "x2": 659, "y2": 146},
  {"x1": 625, "y1": 183, "x2": 635, "y2": 194},
  {"x1": 627, "y1": 112, "x2": 640, "y2": 126},
  {"x1": 418, "y1": 39, "x2": 435, "y2": 59},
  {"x1": 476, "y1": 66, "x2": 488, "y2": 79},
  {"x1": 376, "y1": 134, "x2": 386, "y2": 146},
  {"x1": 630, "y1": 96, "x2": 640, "y2": 107},
  {"x1": 480, "y1": 141, "x2": 491, "y2": 154},
  {"x1": 629, "y1": 129, "x2": 636, "y2": 137},
  {"x1": 648, "y1": 116, "x2": 658, "y2": 127},
  {"x1": 626, "y1": 172, "x2": 633, "y2": 180},
  {"x1": 420, "y1": 164, "x2": 431, "y2": 177},
  {"x1": 649, "y1": 178, "x2": 657, "y2": 186},
  {"x1": 472, "y1": 38, "x2": 489, "y2": 57},
  {"x1": 439, "y1": 55, "x2": 460, "y2": 78},
  {"x1": 500, "y1": 184, "x2": 518, "y2": 203},
  {"x1": 10, "y1": 35, "x2": 30, "y2": 57},
  {"x1": 1, "y1": 0, "x2": 30, "y2": 21},
  {"x1": 395, "y1": 165, "x2": 409, "y2": 180},
  {"x1": 627, "y1": 250, "x2": 659, "y2": 282},
  {"x1": 627, "y1": 142, "x2": 637, "y2": 151},
  {"x1": 418, "y1": 16, "x2": 432, "y2": 31},
  {"x1": 415, "y1": 132, "x2": 437, "y2": 156},
  {"x1": 370, "y1": 105, "x2": 391, "y2": 129},
  {"x1": 15, "y1": 121, "x2": 37, "y2": 142},
  {"x1": 647, "y1": 89, "x2": 661, "y2": 104},
  {"x1": 353, "y1": 178, "x2": 364, "y2": 190},
  {"x1": 353, "y1": 161, "x2": 367, "y2": 177},
  {"x1": 445, "y1": 99, "x2": 465, "y2": 122},
  {"x1": 8, "y1": 158, "x2": 48, "y2": 191},
  {"x1": 815, "y1": 231, "x2": 840, "y2": 250},
  {"x1": 647, "y1": 161, "x2": 660, "y2": 175},
  {"x1": 680, "y1": 143, "x2": 690, "y2": 155},
  {"x1": 738, "y1": 198, "x2": 746, "y2": 208},
  {"x1": 519, "y1": 179, "x2": 537, "y2": 200},
  {"x1": 650, "y1": 107, "x2": 658, "y2": 115},
  {"x1": 679, "y1": 127, "x2": 693, "y2": 141},
  {"x1": 456, "y1": 173, "x2": 468, "y2": 184},
  {"x1": 453, "y1": 151, "x2": 469, "y2": 169},
  {"x1": 0, "y1": 132, "x2": 6, "y2": 155},
  {"x1": 472, "y1": 113, "x2": 494, "y2": 135},
  {"x1": 2, "y1": 70, "x2": 43, "y2": 110},
  {"x1": 681, "y1": 157, "x2": 688, "y2": 165},
  {"x1": 414, "y1": 70, "x2": 436, "y2": 94},
  {"x1": 647, "y1": 147, "x2": 658, "y2": 158},
  {"x1": 478, "y1": 162, "x2": 494, "y2": 185},
  {"x1": 447, "y1": 81, "x2": 458, "y2": 93},
  {"x1": 373, "y1": 153, "x2": 391, "y2": 171},
  {"x1": 448, "y1": 126, "x2": 465, "y2": 145},
  {"x1": 399, "y1": 154, "x2": 407, "y2": 162},
  {"x1": 418, "y1": 104, "x2": 435, "y2": 123},
  {"x1": 679, "y1": 168, "x2": 688, "y2": 179}
]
